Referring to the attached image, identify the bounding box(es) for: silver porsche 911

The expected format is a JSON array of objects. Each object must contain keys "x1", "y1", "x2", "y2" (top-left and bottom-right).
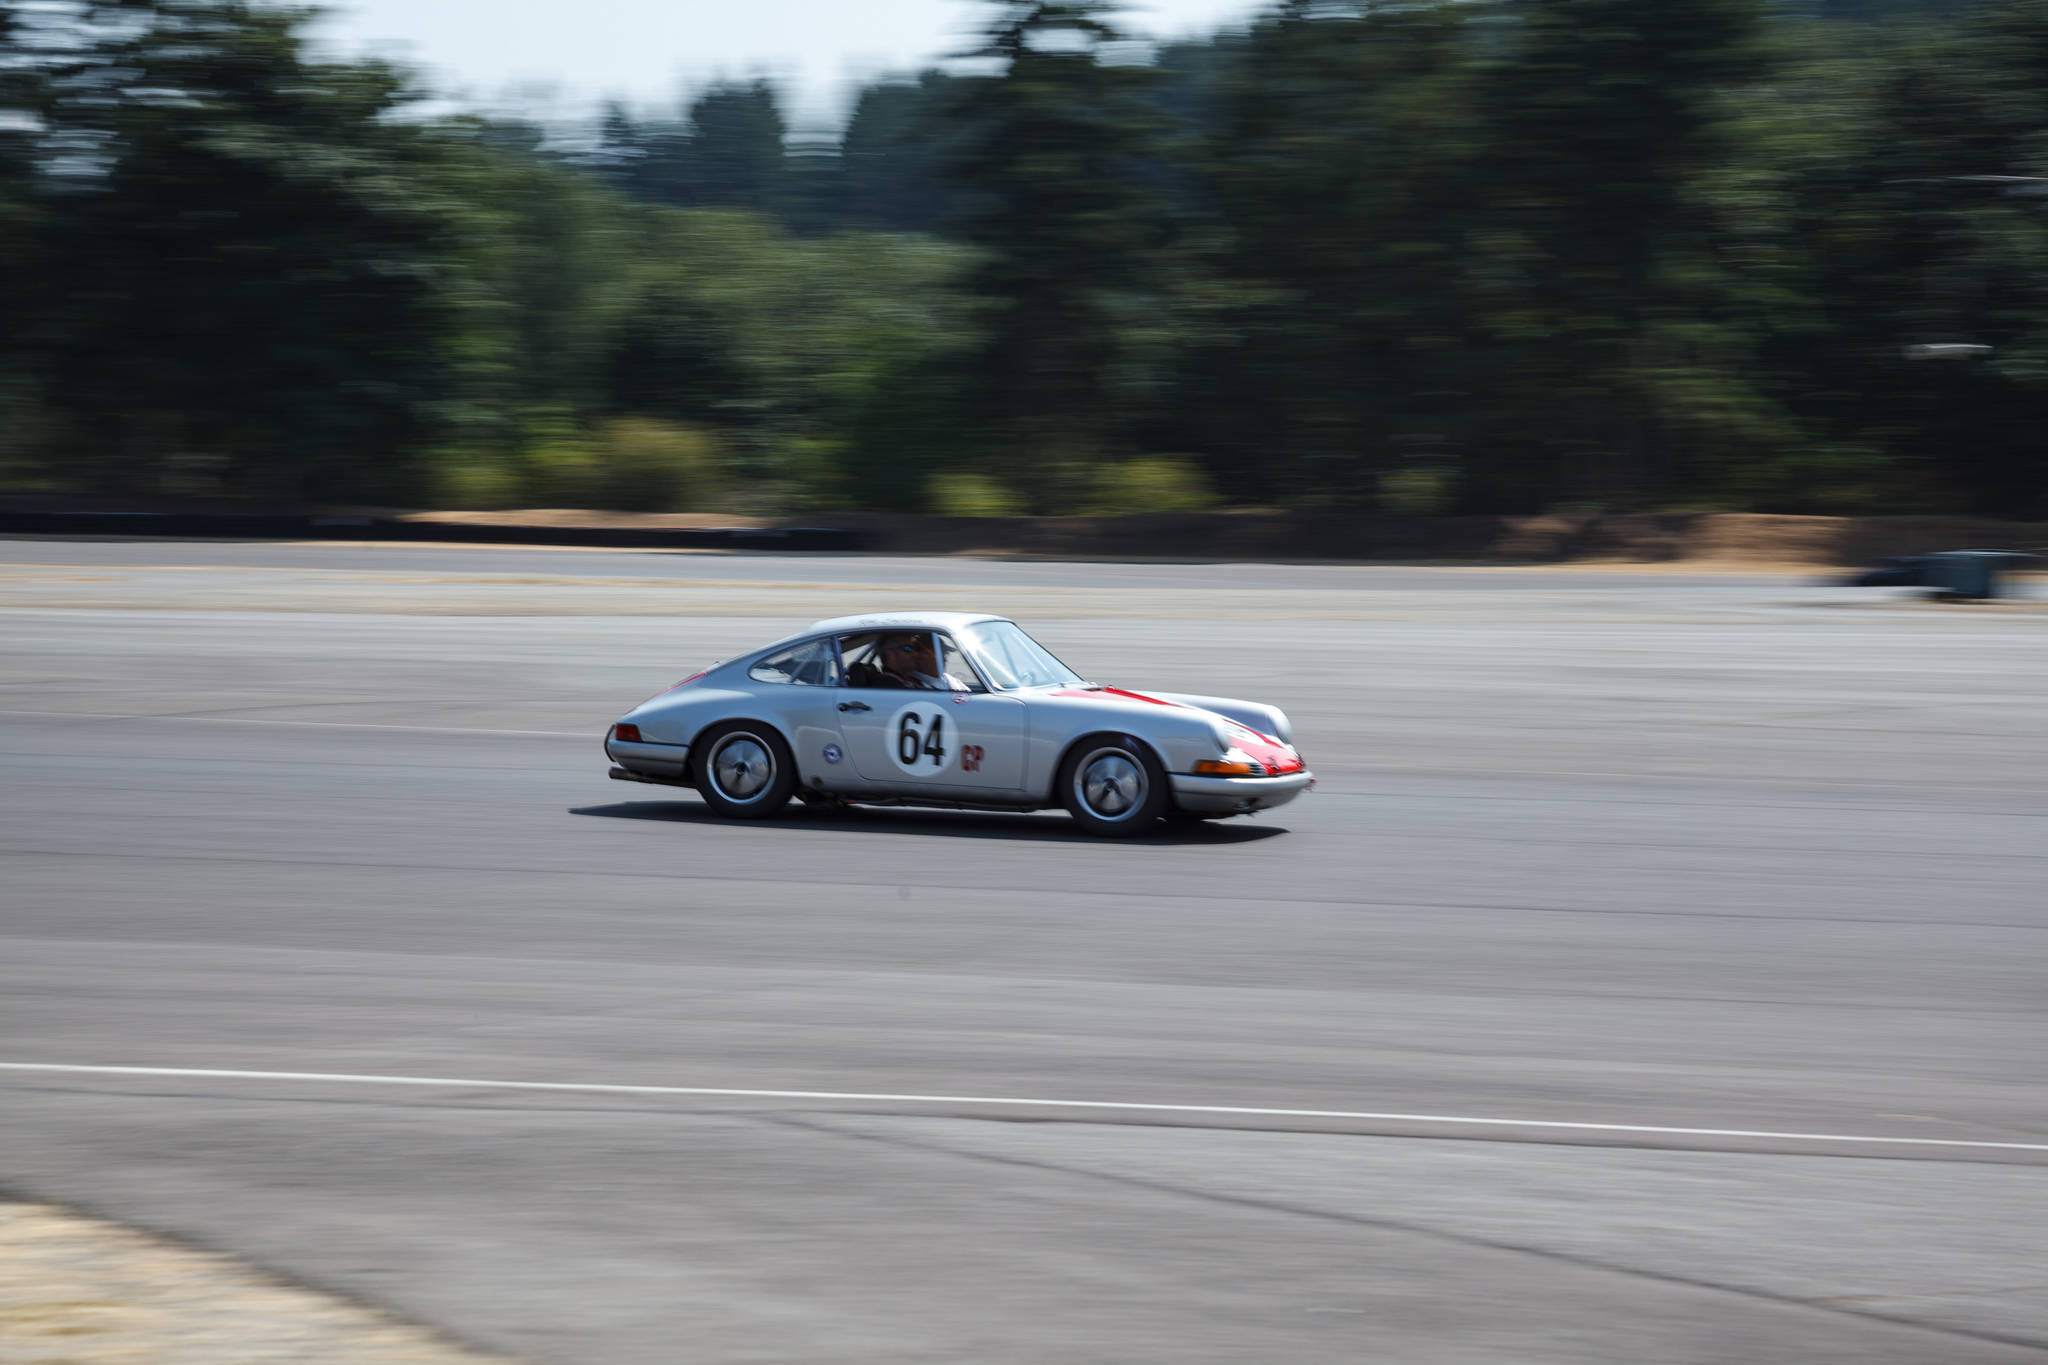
[{"x1": 603, "y1": 611, "x2": 1312, "y2": 836}]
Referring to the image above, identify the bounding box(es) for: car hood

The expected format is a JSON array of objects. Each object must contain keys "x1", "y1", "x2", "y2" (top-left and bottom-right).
[{"x1": 1045, "y1": 686, "x2": 1304, "y2": 772}]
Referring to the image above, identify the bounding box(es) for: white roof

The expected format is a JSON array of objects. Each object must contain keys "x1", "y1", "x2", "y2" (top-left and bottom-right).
[{"x1": 808, "y1": 610, "x2": 1008, "y2": 635}]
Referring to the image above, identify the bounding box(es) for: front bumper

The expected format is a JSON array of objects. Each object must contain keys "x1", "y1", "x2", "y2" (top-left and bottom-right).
[
  {"x1": 1170, "y1": 769, "x2": 1314, "y2": 814},
  {"x1": 605, "y1": 734, "x2": 691, "y2": 780}
]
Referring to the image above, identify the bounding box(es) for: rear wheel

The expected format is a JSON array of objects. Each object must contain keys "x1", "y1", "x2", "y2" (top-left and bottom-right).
[
  {"x1": 1058, "y1": 735, "x2": 1169, "y2": 837},
  {"x1": 693, "y1": 722, "x2": 795, "y2": 819}
]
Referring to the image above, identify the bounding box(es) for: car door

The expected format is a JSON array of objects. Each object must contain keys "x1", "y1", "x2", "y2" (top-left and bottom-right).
[{"x1": 835, "y1": 633, "x2": 1028, "y2": 797}]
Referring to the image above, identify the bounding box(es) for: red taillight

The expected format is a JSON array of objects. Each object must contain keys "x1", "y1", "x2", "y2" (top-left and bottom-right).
[{"x1": 613, "y1": 723, "x2": 642, "y2": 743}]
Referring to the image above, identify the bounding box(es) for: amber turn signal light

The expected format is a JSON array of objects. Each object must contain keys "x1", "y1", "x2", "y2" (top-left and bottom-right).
[{"x1": 1192, "y1": 757, "x2": 1263, "y2": 776}]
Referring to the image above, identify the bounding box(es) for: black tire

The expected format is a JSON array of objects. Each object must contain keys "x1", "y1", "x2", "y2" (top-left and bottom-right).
[
  {"x1": 1058, "y1": 734, "x2": 1170, "y2": 837},
  {"x1": 693, "y1": 722, "x2": 796, "y2": 819}
]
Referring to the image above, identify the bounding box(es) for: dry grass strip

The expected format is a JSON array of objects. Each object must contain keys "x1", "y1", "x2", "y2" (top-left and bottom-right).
[{"x1": 0, "y1": 1200, "x2": 510, "y2": 1364}]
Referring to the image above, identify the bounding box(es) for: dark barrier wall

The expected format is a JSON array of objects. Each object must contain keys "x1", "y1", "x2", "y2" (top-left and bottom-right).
[{"x1": 1, "y1": 508, "x2": 2042, "y2": 566}]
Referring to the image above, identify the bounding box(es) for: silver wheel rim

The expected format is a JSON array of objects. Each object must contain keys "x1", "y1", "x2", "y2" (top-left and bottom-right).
[
  {"x1": 712, "y1": 733, "x2": 774, "y2": 803},
  {"x1": 1076, "y1": 747, "x2": 1146, "y2": 820}
]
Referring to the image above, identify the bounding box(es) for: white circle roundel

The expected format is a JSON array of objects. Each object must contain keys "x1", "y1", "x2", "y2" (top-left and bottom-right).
[{"x1": 886, "y1": 701, "x2": 955, "y2": 776}]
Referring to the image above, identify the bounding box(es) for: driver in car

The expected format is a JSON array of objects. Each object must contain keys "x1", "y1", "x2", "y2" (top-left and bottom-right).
[{"x1": 879, "y1": 633, "x2": 971, "y2": 691}]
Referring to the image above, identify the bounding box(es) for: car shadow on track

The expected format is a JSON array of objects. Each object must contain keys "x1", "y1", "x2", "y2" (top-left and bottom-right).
[{"x1": 568, "y1": 800, "x2": 1290, "y2": 846}]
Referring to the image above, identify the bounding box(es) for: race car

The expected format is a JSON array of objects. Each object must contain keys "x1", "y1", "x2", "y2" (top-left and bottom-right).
[{"x1": 603, "y1": 611, "x2": 1312, "y2": 836}]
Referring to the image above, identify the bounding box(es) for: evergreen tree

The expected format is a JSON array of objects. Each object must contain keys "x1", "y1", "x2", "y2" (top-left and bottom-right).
[
  {"x1": 1179, "y1": 2, "x2": 1479, "y2": 506},
  {"x1": 836, "y1": 73, "x2": 958, "y2": 233},
  {"x1": 678, "y1": 80, "x2": 789, "y2": 213},
  {"x1": 1789, "y1": 0, "x2": 1985, "y2": 19},
  {"x1": 587, "y1": 101, "x2": 649, "y2": 193},
  {"x1": 943, "y1": 1, "x2": 1168, "y2": 505},
  {"x1": 1770, "y1": 2, "x2": 2048, "y2": 513},
  {"x1": 1464, "y1": 0, "x2": 1771, "y2": 507},
  {"x1": 582, "y1": 81, "x2": 790, "y2": 216},
  {"x1": 32, "y1": 1, "x2": 473, "y2": 501},
  {"x1": 0, "y1": 0, "x2": 50, "y2": 476}
]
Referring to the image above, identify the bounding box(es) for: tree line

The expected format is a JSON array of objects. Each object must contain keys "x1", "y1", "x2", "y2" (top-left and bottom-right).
[{"x1": 1, "y1": 0, "x2": 2042, "y2": 517}]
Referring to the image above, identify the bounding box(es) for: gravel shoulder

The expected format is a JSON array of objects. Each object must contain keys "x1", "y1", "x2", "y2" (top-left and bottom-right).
[{"x1": 0, "y1": 1198, "x2": 508, "y2": 1364}]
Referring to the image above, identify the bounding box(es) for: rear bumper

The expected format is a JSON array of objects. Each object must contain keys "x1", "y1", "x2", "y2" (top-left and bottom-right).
[
  {"x1": 605, "y1": 734, "x2": 691, "y2": 780},
  {"x1": 1170, "y1": 770, "x2": 1314, "y2": 814}
]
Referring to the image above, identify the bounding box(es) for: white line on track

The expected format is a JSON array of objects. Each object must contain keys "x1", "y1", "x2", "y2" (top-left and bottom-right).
[
  {"x1": 3, "y1": 1063, "x2": 2044, "y2": 1153},
  {"x1": 0, "y1": 709, "x2": 584, "y2": 738}
]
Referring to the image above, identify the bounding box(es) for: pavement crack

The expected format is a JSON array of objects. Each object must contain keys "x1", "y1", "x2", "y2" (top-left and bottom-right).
[
  {"x1": 760, "y1": 1112, "x2": 2048, "y2": 1358},
  {"x1": 1804, "y1": 1286, "x2": 2048, "y2": 1305}
]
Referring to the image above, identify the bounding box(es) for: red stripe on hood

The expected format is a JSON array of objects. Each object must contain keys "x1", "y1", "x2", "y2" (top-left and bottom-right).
[
  {"x1": 1052, "y1": 686, "x2": 1301, "y2": 769},
  {"x1": 1051, "y1": 686, "x2": 1178, "y2": 707}
]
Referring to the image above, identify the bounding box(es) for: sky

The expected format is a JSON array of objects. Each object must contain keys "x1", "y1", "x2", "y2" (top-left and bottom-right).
[{"x1": 310, "y1": 0, "x2": 1266, "y2": 131}]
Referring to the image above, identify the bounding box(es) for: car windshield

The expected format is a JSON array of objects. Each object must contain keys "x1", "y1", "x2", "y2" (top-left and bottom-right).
[{"x1": 958, "y1": 620, "x2": 1083, "y2": 690}]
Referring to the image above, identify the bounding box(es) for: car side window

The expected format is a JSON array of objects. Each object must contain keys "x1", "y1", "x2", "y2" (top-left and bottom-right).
[
  {"x1": 933, "y1": 635, "x2": 987, "y2": 693},
  {"x1": 748, "y1": 638, "x2": 840, "y2": 686},
  {"x1": 836, "y1": 632, "x2": 888, "y2": 688}
]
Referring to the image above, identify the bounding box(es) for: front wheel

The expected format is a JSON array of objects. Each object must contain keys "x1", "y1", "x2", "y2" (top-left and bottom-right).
[
  {"x1": 1058, "y1": 735, "x2": 1169, "y2": 837},
  {"x1": 693, "y1": 723, "x2": 795, "y2": 819}
]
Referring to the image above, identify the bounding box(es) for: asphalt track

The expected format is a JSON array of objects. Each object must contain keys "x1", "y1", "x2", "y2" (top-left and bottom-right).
[{"x1": 2, "y1": 541, "x2": 2045, "y2": 1363}]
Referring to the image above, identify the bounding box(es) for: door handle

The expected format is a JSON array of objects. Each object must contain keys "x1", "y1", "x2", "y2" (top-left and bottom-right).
[{"x1": 838, "y1": 701, "x2": 870, "y2": 713}]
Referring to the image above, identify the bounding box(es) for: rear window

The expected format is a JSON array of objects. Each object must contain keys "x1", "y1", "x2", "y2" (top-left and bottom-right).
[{"x1": 748, "y1": 638, "x2": 839, "y2": 686}]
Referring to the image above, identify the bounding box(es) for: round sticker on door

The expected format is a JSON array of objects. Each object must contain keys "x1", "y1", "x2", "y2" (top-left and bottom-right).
[{"x1": 886, "y1": 701, "x2": 954, "y2": 776}]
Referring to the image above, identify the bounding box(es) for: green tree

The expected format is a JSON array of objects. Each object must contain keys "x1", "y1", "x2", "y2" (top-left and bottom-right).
[
  {"x1": 591, "y1": 208, "x2": 975, "y2": 509},
  {"x1": 1790, "y1": 0, "x2": 1986, "y2": 19},
  {"x1": 30, "y1": 1, "x2": 478, "y2": 502},
  {"x1": 1174, "y1": 2, "x2": 1480, "y2": 507},
  {"x1": 0, "y1": 0, "x2": 51, "y2": 478},
  {"x1": 1763, "y1": 4, "x2": 2048, "y2": 514},
  {"x1": 465, "y1": 148, "x2": 629, "y2": 412},
  {"x1": 835, "y1": 73, "x2": 959, "y2": 233},
  {"x1": 1441, "y1": 0, "x2": 1777, "y2": 507},
  {"x1": 943, "y1": 0, "x2": 1169, "y2": 508},
  {"x1": 1463, "y1": 0, "x2": 1772, "y2": 508},
  {"x1": 679, "y1": 80, "x2": 789, "y2": 213},
  {"x1": 588, "y1": 101, "x2": 647, "y2": 185},
  {"x1": 579, "y1": 82, "x2": 790, "y2": 218}
]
